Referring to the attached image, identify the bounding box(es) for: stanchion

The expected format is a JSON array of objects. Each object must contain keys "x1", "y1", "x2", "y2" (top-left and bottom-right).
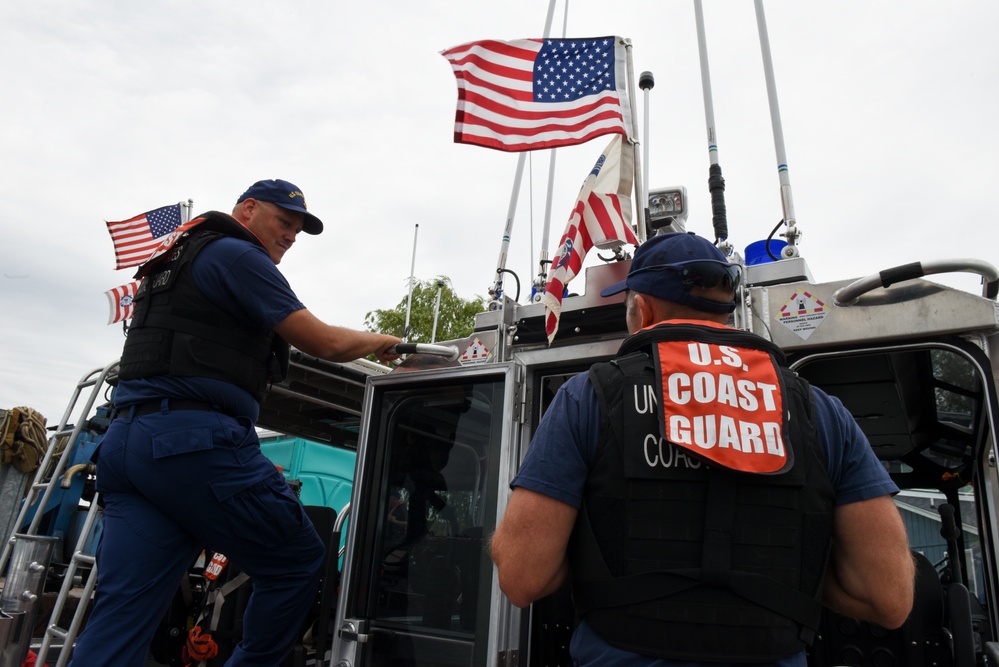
[{"x1": 0, "y1": 534, "x2": 57, "y2": 667}]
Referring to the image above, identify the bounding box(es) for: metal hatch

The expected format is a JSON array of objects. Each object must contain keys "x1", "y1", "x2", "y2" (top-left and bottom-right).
[
  {"x1": 332, "y1": 362, "x2": 520, "y2": 667},
  {"x1": 784, "y1": 326, "x2": 999, "y2": 663},
  {"x1": 792, "y1": 335, "x2": 999, "y2": 666}
]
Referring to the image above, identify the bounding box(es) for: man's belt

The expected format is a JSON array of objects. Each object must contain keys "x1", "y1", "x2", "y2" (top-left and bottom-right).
[{"x1": 116, "y1": 399, "x2": 223, "y2": 419}]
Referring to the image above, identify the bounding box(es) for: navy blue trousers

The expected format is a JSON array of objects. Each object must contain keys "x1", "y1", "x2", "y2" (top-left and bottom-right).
[{"x1": 69, "y1": 406, "x2": 325, "y2": 667}]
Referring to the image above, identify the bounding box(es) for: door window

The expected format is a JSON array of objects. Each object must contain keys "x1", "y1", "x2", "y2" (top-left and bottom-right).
[{"x1": 347, "y1": 374, "x2": 507, "y2": 666}]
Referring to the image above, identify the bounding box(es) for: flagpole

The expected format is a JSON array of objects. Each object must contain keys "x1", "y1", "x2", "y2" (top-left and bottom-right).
[
  {"x1": 754, "y1": 0, "x2": 798, "y2": 256},
  {"x1": 183, "y1": 198, "x2": 193, "y2": 223},
  {"x1": 489, "y1": 0, "x2": 559, "y2": 308},
  {"x1": 532, "y1": 0, "x2": 570, "y2": 303},
  {"x1": 530, "y1": 152, "x2": 558, "y2": 302},
  {"x1": 693, "y1": 0, "x2": 729, "y2": 249},
  {"x1": 623, "y1": 38, "x2": 647, "y2": 244},
  {"x1": 403, "y1": 223, "x2": 418, "y2": 342}
]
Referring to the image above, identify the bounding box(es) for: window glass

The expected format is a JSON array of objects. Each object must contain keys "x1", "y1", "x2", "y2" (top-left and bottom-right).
[{"x1": 355, "y1": 377, "x2": 506, "y2": 667}]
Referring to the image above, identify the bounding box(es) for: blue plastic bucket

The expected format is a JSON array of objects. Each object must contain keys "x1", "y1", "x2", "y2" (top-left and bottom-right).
[{"x1": 745, "y1": 239, "x2": 788, "y2": 265}]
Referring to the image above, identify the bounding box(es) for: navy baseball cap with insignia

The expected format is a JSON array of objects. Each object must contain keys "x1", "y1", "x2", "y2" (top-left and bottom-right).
[
  {"x1": 600, "y1": 232, "x2": 741, "y2": 314},
  {"x1": 237, "y1": 179, "x2": 323, "y2": 235}
]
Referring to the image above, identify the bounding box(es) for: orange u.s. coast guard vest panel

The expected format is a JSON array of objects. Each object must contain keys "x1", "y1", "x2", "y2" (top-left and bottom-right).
[{"x1": 651, "y1": 323, "x2": 791, "y2": 474}]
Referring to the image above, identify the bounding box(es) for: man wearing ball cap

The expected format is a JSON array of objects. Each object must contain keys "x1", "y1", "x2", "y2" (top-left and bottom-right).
[
  {"x1": 492, "y1": 232, "x2": 914, "y2": 666},
  {"x1": 71, "y1": 180, "x2": 401, "y2": 667}
]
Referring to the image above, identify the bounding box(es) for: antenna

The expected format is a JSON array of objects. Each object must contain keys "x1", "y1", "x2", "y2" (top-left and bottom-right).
[
  {"x1": 754, "y1": 0, "x2": 799, "y2": 256},
  {"x1": 431, "y1": 279, "x2": 445, "y2": 343},
  {"x1": 693, "y1": 0, "x2": 729, "y2": 250},
  {"x1": 490, "y1": 0, "x2": 559, "y2": 308},
  {"x1": 639, "y1": 70, "x2": 654, "y2": 241},
  {"x1": 531, "y1": 0, "x2": 569, "y2": 302},
  {"x1": 403, "y1": 223, "x2": 418, "y2": 342}
]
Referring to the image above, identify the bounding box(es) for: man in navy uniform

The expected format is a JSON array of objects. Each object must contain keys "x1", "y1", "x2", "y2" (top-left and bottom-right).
[{"x1": 71, "y1": 180, "x2": 401, "y2": 667}]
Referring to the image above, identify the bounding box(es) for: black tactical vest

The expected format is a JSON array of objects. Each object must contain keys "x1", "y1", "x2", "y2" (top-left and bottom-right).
[
  {"x1": 118, "y1": 211, "x2": 289, "y2": 402},
  {"x1": 570, "y1": 321, "x2": 834, "y2": 662}
]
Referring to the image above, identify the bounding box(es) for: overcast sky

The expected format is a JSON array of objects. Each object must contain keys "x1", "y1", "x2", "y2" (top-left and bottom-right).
[{"x1": 2, "y1": 1, "x2": 997, "y2": 425}]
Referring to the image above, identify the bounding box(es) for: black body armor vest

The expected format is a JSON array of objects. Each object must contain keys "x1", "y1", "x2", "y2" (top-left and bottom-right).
[
  {"x1": 570, "y1": 322, "x2": 834, "y2": 662},
  {"x1": 118, "y1": 212, "x2": 289, "y2": 402}
]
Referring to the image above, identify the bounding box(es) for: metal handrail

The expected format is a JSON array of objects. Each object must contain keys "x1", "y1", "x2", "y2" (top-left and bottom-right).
[{"x1": 834, "y1": 259, "x2": 999, "y2": 306}]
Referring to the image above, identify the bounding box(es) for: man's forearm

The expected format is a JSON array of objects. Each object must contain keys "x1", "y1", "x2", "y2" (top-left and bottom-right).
[{"x1": 821, "y1": 546, "x2": 915, "y2": 629}]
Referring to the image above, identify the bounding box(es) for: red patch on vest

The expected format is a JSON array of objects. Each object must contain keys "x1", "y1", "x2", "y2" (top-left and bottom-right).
[{"x1": 654, "y1": 339, "x2": 791, "y2": 474}]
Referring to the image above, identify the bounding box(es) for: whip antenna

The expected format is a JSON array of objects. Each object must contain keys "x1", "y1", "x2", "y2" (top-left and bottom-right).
[
  {"x1": 693, "y1": 0, "x2": 728, "y2": 247},
  {"x1": 532, "y1": 0, "x2": 569, "y2": 301},
  {"x1": 639, "y1": 70, "x2": 654, "y2": 239},
  {"x1": 754, "y1": 0, "x2": 799, "y2": 256},
  {"x1": 492, "y1": 0, "x2": 559, "y2": 307},
  {"x1": 403, "y1": 223, "x2": 418, "y2": 342}
]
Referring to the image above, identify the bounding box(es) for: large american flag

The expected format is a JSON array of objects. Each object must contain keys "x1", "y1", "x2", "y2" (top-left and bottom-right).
[
  {"x1": 441, "y1": 37, "x2": 632, "y2": 152},
  {"x1": 541, "y1": 135, "x2": 638, "y2": 343},
  {"x1": 106, "y1": 203, "x2": 183, "y2": 269},
  {"x1": 105, "y1": 280, "x2": 140, "y2": 325}
]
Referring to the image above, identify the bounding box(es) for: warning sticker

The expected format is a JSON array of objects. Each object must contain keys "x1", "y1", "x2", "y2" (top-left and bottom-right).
[
  {"x1": 777, "y1": 291, "x2": 828, "y2": 340},
  {"x1": 460, "y1": 337, "x2": 492, "y2": 364}
]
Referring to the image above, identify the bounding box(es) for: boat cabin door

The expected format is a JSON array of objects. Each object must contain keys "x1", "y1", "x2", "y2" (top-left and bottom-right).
[{"x1": 330, "y1": 362, "x2": 519, "y2": 667}]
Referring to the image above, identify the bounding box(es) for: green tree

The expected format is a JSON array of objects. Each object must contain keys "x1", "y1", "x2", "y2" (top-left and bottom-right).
[{"x1": 364, "y1": 276, "x2": 487, "y2": 343}]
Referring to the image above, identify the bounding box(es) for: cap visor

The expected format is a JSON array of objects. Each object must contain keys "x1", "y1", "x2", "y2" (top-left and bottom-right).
[
  {"x1": 303, "y1": 215, "x2": 323, "y2": 235},
  {"x1": 274, "y1": 201, "x2": 323, "y2": 235}
]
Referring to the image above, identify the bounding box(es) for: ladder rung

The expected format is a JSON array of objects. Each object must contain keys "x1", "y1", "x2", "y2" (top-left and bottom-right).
[
  {"x1": 47, "y1": 625, "x2": 69, "y2": 640},
  {"x1": 72, "y1": 553, "x2": 95, "y2": 566}
]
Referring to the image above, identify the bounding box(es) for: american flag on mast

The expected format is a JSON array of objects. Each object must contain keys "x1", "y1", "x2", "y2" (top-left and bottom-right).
[
  {"x1": 106, "y1": 203, "x2": 184, "y2": 270},
  {"x1": 441, "y1": 36, "x2": 632, "y2": 152},
  {"x1": 541, "y1": 134, "x2": 639, "y2": 343}
]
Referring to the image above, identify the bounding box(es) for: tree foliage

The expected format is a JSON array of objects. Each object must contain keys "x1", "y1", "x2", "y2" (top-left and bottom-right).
[
  {"x1": 364, "y1": 276, "x2": 487, "y2": 343},
  {"x1": 931, "y1": 348, "x2": 977, "y2": 418}
]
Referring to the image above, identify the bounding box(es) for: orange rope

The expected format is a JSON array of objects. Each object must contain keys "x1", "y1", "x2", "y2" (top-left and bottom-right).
[
  {"x1": 21, "y1": 649, "x2": 48, "y2": 666},
  {"x1": 183, "y1": 625, "x2": 219, "y2": 664}
]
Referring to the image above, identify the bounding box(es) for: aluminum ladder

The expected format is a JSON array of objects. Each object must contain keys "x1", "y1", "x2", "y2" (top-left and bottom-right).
[{"x1": 0, "y1": 360, "x2": 118, "y2": 667}]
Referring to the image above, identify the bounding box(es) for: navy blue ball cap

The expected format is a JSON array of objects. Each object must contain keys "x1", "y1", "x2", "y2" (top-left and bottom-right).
[
  {"x1": 600, "y1": 232, "x2": 740, "y2": 314},
  {"x1": 237, "y1": 179, "x2": 323, "y2": 235}
]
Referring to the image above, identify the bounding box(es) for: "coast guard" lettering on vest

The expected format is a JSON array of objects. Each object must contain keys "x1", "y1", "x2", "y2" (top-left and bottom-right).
[{"x1": 653, "y1": 340, "x2": 790, "y2": 474}]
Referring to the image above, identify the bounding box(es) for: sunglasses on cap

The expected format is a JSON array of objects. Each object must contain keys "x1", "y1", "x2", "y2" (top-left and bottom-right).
[{"x1": 631, "y1": 261, "x2": 742, "y2": 290}]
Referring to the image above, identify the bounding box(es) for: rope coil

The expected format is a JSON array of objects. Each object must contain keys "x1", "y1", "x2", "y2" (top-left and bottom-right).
[
  {"x1": 183, "y1": 625, "x2": 219, "y2": 665},
  {"x1": 0, "y1": 406, "x2": 48, "y2": 473}
]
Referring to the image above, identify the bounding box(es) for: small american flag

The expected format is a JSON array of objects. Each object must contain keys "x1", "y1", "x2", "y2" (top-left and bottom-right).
[
  {"x1": 105, "y1": 280, "x2": 140, "y2": 325},
  {"x1": 106, "y1": 203, "x2": 183, "y2": 270},
  {"x1": 542, "y1": 135, "x2": 638, "y2": 343},
  {"x1": 441, "y1": 37, "x2": 632, "y2": 152}
]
